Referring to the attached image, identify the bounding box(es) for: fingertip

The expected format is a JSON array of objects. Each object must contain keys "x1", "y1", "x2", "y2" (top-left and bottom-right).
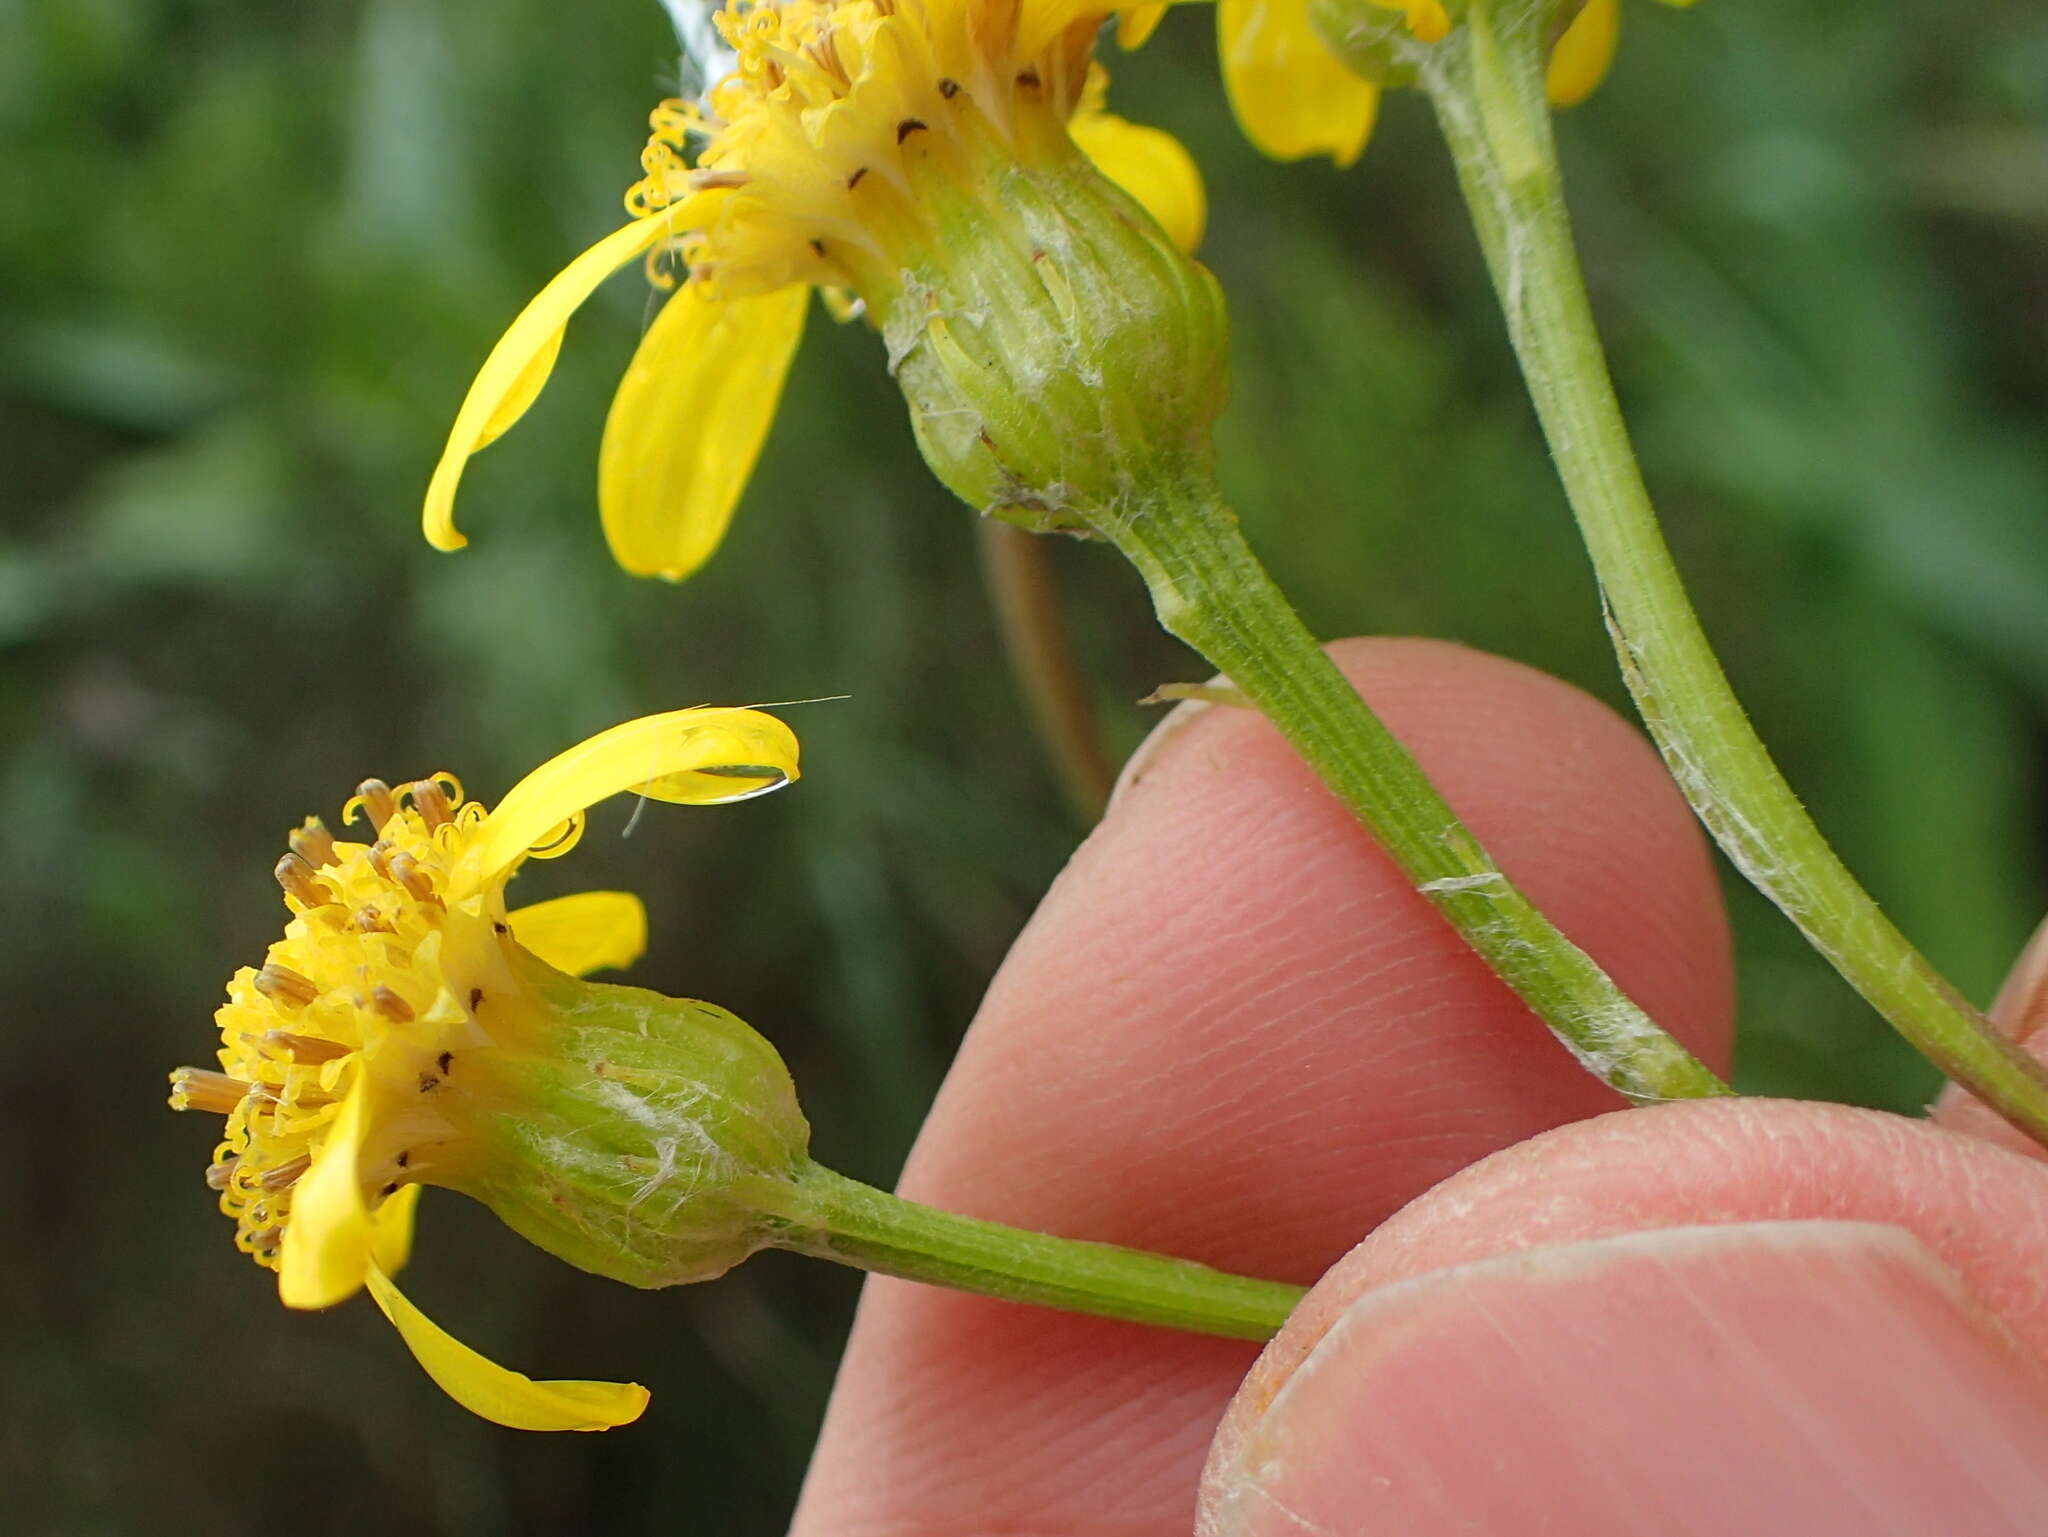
[
  {"x1": 1203, "y1": 1219, "x2": 2048, "y2": 1536},
  {"x1": 797, "y1": 638, "x2": 1737, "y2": 1536}
]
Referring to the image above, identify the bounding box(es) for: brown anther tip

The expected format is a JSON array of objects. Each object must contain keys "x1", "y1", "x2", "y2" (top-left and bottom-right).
[
  {"x1": 385, "y1": 851, "x2": 436, "y2": 902},
  {"x1": 846, "y1": 166, "x2": 868, "y2": 189},
  {"x1": 370, "y1": 985, "x2": 416, "y2": 1023},
  {"x1": 1015, "y1": 69, "x2": 1040, "y2": 88},
  {"x1": 260, "y1": 1155, "x2": 311, "y2": 1192},
  {"x1": 353, "y1": 906, "x2": 394, "y2": 934},
  {"x1": 254, "y1": 963, "x2": 320, "y2": 1008},
  {"x1": 171, "y1": 1068, "x2": 251, "y2": 1115},
  {"x1": 896, "y1": 118, "x2": 927, "y2": 143},
  {"x1": 273, "y1": 852, "x2": 333, "y2": 909},
  {"x1": 205, "y1": 1158, "x2": 239, "y2": 1191},
  {"x1": 262, "y1": 1029, "x2": 350, "y2": 1064},
  {"x1": 938, "y1": 77, "x2": 960, "y2": 99},
  {"x1": 289, "y1": 816, "x2": 337, "y2": 868},
  {"x1": 809, "y1": 237, "x2": 827, "y2": 258},
  {"x1": 355, "y1": 779, "x2": 397, "y2": 830},
  {"x1": 406, "y1": 779, "x2": 454, "y2": 831},
  {"x1": 437, "y1": 1050, "x2": 453, "y2": 1073}
]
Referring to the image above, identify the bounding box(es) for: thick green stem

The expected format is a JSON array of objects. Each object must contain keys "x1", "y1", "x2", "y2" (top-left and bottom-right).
[
  {"x1": 1412, "y1": 2, "x2": 2048, "y2": 1145},
  {"x1": 1102, "y1": 470, "x2": 1728, "y2": 1104},
  {"x1": 775, "y1": 1161, "x2": 1301, "y2": 1339}
]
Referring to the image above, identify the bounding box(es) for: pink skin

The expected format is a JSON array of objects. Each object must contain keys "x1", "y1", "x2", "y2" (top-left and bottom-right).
[{"x1": 790, "y1": 638, "x2": 2048, "y2": 1535}]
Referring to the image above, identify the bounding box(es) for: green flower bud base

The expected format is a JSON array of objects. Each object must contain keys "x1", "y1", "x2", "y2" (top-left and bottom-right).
[
  {"x1": 444, "y1": 965, "x2": 1303, "y2": 1339},
  {"x1": 877, "y1": 130, "x2": 1230, "y2": 536}
]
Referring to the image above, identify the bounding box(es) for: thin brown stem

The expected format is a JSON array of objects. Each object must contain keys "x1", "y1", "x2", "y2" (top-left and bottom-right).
[{"x1": 977, "y1": 519, "x2": 1116, "y2": 822}]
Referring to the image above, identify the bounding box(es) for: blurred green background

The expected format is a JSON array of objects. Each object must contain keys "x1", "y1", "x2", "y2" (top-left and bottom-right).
[{"x1": 5, "y1": 0, "x2": 2045, "y2": 1529}]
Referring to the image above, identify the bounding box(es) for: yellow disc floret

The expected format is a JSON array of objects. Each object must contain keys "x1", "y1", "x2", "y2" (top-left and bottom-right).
[
  {"x1": 170, "y1": 775, "x2": 525, "y2": 1271},
  {"x1": 624, "y1": 0, "x2": 1110, "y2": 301},
  {"x1": 167, "y1": 706, "x2": 803, "y2": 1432}
]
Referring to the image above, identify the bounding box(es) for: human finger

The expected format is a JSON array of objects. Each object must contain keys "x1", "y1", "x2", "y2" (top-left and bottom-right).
[
  {"x1": 1203, "y1": 1098, "x2": 2048, "y2": 1535},
  {"x1": 793, "y1": 637, "x2": 1732, "y2": 1536}
]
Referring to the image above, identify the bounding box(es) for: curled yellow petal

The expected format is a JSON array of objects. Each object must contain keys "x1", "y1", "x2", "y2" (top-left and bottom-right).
[
  {"x1": 463, "y1": 707, "x2": 801, "y2": 888},
  {"x1": 423, "y1": 209, "x2": 702, "y2": 554},
  {"x1": 365, "y1": 1264, "x2": 650, "y2": 1432},
  {"x1": 371, "y1": 1183, "x2": 422, "y2": 1278},
  {"x1": 507, "y1": 891, "x2": 649, "y2": 977},
  {"x1": 1218, "y1": 0, "x2": 1380, "y2": 167},
  {"x1": 598, "y1": 281, "x2": 808, "y2": 582},
  {"x1": 1380, "y1": 0, "x2": 1450, "y2": 43},
  {"x1": 278, "y1": 1080, "x2": 375, "y2": 1310},
  {"x1": 1548, "y1": 0, "x2": 1620, "y2": 108},
  {"x1": 1117, "y1": 2, "x2": 1168, "y2": 47},
  {"x1": 1071, "y1": 111, "x2": 1207, "y2": 254}
]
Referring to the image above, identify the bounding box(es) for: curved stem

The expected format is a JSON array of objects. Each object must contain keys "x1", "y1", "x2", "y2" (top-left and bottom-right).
[
  {"x1": 1101, "y1": 467, "x2": 1728, "y2": 1104},
  {"x1": 775, "y1": 1161, "x2": 1301, "y2": 1339},
  {"x1": 977, "y1": 519, "x2": 1116, "y2": 822},
  {"x1": 1411, "y1": 3, "x2": 2048, "y2": 1145}
]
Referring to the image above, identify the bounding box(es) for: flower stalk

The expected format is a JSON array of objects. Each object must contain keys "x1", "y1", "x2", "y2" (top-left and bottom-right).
[
  {"x1": 881, "y1": 98, "x2": 1723, "y2": 1104},
  {"x1": 1105, "y1": 467, "x2": 1729, "y2": 1103},
  {"x1": 774, "y1": 1162, "x2": 1302, "y2": 1338},
  {"x1": 1389, "y1": 0, "x2": 2048, "y2": 1144}
]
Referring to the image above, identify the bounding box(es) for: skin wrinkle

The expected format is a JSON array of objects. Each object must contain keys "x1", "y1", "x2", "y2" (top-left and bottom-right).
[{"x1": 793, "y1": 639, "x2": 1732, "y2": 1537}]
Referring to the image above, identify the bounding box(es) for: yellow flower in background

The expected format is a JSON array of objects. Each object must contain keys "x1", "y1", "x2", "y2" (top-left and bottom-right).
[
  {"x1": 424, "y1": 0, "x2": 1206, "y2": 582},
  {"x1": 1122, "y1": 0, "x2": 1686, "y2": 167},
  {"x1": 168, "y1": 707, "x2": 801, "y2": 1430}
]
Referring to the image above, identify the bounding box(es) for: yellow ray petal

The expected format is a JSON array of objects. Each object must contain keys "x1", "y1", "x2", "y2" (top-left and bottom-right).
[
  {"x1": 1548, "y1": 0, "x2": 1620, "y2": 108},
  {"x1": 463, "y1": 707, "x2": 801, "y2": 888},
  {"x1": 423, "y1": 207, "x2": 707, "y2": 554},
  {"x1": 279, "y1": 1080, "x2": 375, "y2": 1310},
  {"x1": 1071, "y1": 111, "x2": 1207, "y2": 254},
  {"x1": 371, "y1": 1183, "x2": 422, "y2": 1277},
  {"x1": 1218, "y1": 0, "x2": 1380, "y2": 167},
  {"x1": 598, "y1": 281, "x2": 809, "y2": 582},
  {"x1": 1118, "y1": 2, "x2": 1168, "y2": 47},
  {"x1": 507, "y1": 891, "x2": 649, "y2": 977},
  {"x1": 365, "y1": 1264, "x2": 650, "y2": 1432}
]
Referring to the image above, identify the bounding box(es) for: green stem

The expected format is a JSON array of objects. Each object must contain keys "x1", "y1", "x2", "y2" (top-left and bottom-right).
[
  {"x1": 1411, "y1": 3, "x2": 2048, "y2": 1145},
  {"x1": 775, "y1": 1161, "x2": 1301, "y2": 1339},
  {"x1": 976, "y1": 519, "x2": 1116, "y2": 823},
  {"x1": 1102, "y1": 467, "x2": 1728, "y2": 1104}
]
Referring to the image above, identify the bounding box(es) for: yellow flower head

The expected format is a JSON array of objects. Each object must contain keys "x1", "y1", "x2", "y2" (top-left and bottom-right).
[
  {"x1": 169, "y1": 706, "x2": 802, "y2": 1430},
  {"x1": 1124, "y1": 0, "x2": 1688, "y2": 168},
  {"x1": 423, "y1": 0, "x2": 1205, "y2": 581}
]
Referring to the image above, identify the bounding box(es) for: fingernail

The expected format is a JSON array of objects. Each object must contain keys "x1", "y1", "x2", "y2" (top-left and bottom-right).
[{"x1": 1201, "y1": 1222, "x2": 2048, "y2": 1537}]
